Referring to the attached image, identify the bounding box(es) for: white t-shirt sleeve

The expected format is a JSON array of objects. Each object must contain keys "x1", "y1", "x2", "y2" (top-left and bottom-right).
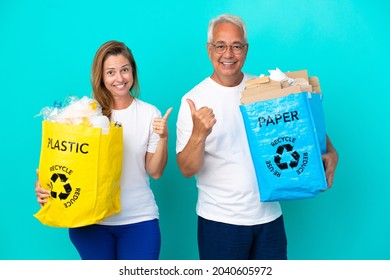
[
  {"x1": 176, "y1": 95, "x2": 194, "y2": 154},
  {"x1": 146, "y1": 105, "x2": 161, "y2": 154}
]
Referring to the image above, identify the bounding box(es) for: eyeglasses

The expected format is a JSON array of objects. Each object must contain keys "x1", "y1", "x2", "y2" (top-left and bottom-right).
[{"x1": 208, "y1": 42, "x2": 247, "y2": 54}]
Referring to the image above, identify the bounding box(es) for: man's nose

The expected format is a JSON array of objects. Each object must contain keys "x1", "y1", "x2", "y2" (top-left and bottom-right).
[{"x1": 223, "y1": 46, "x2": 234, "y2": 57}]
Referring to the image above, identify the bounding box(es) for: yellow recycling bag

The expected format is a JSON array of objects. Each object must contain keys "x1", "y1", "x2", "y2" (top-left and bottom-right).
[{"x1": 34, "y1": 120, "x2": 123, "y2": 228}]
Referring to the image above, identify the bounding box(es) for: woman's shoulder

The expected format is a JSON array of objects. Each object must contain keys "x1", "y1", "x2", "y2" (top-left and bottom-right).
[{"x1": 134, "y1": 98, "x2": 160, "y2": 115}]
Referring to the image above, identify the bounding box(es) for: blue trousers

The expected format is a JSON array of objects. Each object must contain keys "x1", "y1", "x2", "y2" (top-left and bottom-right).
[
  {"x1": 69, "y1": 219, "x2": 161, "y2": 260},
  {"x1": 198, "y1": 215, "x2": 287, "y2": 260}
]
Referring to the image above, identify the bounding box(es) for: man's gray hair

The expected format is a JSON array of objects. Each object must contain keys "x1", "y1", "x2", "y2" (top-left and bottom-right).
[{"x1": 207, "y1": 14, "x2": 247, "y2": 43}]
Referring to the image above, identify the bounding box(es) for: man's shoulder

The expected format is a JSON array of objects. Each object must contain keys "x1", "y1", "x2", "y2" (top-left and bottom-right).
[
  {"x1": 183, "y1": 77, "x2": 211, "y2": 97},
  {"x1": 191, "y1": 76, "x2": 212, "y2": 89},
  {"x1": 243, "y1": 73, "x2": 257, "y2": 81}
]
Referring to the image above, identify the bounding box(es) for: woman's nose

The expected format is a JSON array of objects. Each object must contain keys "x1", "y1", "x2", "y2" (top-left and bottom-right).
[{"x1": 116, "y1": 72, "x2": 124, "y2": 81}]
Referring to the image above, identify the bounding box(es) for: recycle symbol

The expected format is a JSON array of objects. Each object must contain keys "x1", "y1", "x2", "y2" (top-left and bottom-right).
[
  {"x1": 274, "y1": 144, "x2": 300, "y2": 170},
  {"x1": 49, "y1": 173, "x2": 72, "y2": 200}
]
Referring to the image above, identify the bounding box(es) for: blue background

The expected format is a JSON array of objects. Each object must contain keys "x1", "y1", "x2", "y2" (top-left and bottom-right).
[{"x1": 1, "y1": 0, "x2": 389, "y2": 260}]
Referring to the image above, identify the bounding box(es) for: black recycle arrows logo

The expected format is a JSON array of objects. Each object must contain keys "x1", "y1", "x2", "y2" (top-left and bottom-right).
[
  {"x1": 49, "y1": 173, "x2": 72, "y2": 200},
  {"x1": 274, "y1": 144, "x2": 300, "y2": 170}
]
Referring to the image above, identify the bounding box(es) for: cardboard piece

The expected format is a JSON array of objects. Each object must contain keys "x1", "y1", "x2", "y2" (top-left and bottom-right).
[{"x1": 241, "y1": 69, "x2": 321, "y2": 104}]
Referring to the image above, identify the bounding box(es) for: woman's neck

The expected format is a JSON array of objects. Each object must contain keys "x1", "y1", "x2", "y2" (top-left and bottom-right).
[{"x1": 113, "y1": 95, "x2": 134, "y2": 110}]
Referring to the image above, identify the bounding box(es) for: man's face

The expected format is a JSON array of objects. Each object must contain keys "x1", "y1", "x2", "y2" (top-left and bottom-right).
[{"x1": 207, "y1": 22, "x2": 248, "y2": 87}]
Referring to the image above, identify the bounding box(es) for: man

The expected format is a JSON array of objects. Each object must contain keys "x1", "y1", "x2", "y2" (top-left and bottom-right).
[{"x1": 176, "y1": 14, "x2": 338, "y2": 260}]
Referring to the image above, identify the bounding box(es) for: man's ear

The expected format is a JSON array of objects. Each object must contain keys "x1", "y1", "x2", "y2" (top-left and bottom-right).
[{"x1": 206, "y1": 43, "x2": 212, "y2": 58}]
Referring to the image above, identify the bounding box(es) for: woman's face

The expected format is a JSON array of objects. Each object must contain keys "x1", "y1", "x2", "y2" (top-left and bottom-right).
[{"x1": 102, "y1": 54, "x2": 133, "y2": 98}]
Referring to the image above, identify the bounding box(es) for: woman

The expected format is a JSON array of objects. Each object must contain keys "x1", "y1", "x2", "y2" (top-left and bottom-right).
[{"x1": 35, "y1": 40, "x2": 172, "y2": 260}]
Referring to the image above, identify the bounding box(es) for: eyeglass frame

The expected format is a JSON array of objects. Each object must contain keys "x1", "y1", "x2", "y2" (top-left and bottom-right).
[{"x1": 208, "y1": 42, "x2": 248, "y2": 54}]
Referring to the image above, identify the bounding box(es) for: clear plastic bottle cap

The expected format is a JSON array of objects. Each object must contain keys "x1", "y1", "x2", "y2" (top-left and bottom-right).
[{"x1": 53, "y1": 100, "x2": 62, "y2": 108}]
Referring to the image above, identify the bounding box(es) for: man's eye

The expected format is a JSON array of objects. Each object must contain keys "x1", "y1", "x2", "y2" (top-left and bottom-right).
[
  {"x1": 216, "y1": 45, "x2": 226, "y2": 50},
  {"x1": 232, "y1": 45, "x2": 243, "y2": 50}
]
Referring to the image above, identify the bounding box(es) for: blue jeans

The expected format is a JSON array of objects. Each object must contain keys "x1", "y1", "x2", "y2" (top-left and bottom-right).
[
  {"x1": 69, "y1": 219, "x2": 161, "y2": 260},
  {"x1": 198, "y1": 215, "x2": 287, "y2": 260}
]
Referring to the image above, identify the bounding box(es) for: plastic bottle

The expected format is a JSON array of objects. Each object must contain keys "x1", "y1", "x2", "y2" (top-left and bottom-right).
[
  {"x1": 48, "y1": 100, "x2": 62, "y2": 121},
  {"x1": 53, "y1": 100, "x2": 62, "y2": 111}
]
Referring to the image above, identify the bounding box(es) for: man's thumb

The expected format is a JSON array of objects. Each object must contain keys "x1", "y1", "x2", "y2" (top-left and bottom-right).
[{"x1": 186, "y1": 98, "x2": 196, "y2": 113}]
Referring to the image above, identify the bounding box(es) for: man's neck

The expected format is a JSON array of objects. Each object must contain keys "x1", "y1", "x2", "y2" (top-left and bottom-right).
[{"x1": 210, "y1": 72, "x2": 244, "y2": 87}]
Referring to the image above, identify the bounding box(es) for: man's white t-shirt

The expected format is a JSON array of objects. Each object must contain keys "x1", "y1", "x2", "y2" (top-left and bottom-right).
[{"x1": 176, "y1": 74, "x2": 282, "y2": 226}]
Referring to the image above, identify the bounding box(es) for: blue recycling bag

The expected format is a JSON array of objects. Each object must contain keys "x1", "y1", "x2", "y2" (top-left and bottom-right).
[{"x1": 240, "y1": 92, "x2": 327, "y2": 202}]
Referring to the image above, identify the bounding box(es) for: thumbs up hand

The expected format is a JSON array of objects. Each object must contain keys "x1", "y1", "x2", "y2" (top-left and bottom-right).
[
  {"x1": 153, "y1": 107, "x2": 173, "y2": 140},
  {"x1": 186, "y1": 98, "x2": 216, "y2": 138}
]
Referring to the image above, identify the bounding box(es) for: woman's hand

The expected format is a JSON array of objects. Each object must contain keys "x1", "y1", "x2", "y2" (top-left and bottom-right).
[
  {"x1": 153, "y1": 107, "x2": 173, "y2": 140},
  {"x1": 35, "y1": 169, "x2": 50, "y2": 207}
]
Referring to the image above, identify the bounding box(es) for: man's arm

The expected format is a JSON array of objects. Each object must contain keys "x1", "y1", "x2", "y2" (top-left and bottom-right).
[{"x1": 176, "y1": 99, "x2": 216, "y2": 178}]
